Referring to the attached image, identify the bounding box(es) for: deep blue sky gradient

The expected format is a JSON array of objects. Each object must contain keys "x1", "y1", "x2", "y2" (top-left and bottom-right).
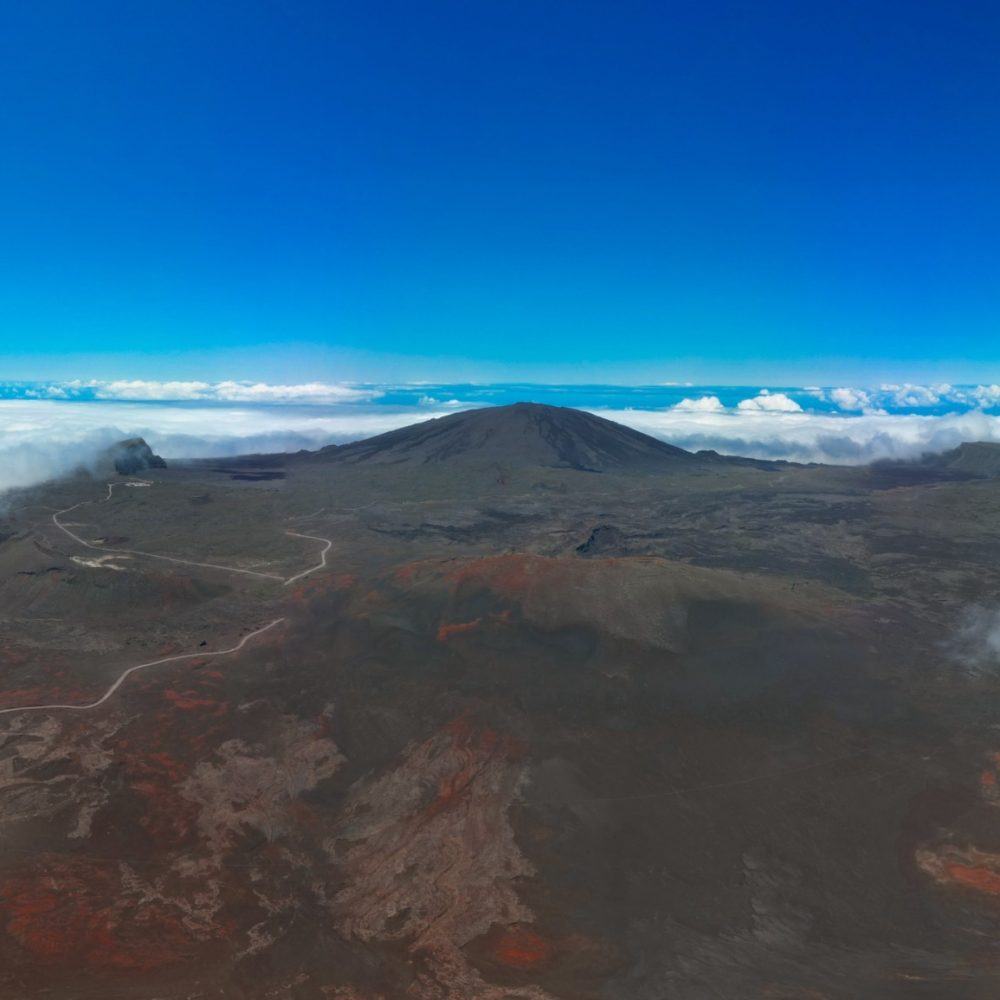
[{"x1": 2, "y1": 1, "x2": 999, "y2": 382}]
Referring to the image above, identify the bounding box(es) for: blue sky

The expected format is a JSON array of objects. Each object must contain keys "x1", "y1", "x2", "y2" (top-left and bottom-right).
[{"x1": 1, "y1": 1, "x2": 999, "y2": 383}]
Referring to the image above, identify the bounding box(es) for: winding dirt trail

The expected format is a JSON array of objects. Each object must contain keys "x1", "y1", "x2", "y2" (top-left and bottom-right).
[
  {"x1": 0, "y1": 618, "x2": 285, "y2": 716},
  {"x1": 283, "y1": 530, "x2": 332, "y2": 586},
  {"x1": 51, "y1": 481, "x2": 333, "y2": 585},
  {"x1": 52, "y1": 482, "x2": 287, "y2": 581},
  {"x1": 0, "y1": 482, "x2": 336, "y2": 718}
]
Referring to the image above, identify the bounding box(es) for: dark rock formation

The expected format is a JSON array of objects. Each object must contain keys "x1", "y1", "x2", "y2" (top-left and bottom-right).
[
  {"x1": 937, "y1": 441, "x2": 1000, "y2": 477},
  {"x1": 866, "y1": 441, "x2": 1000, "y2": 486},
  {"x1": 575, "y1": 523, "x2": 628, "y2": 557},
  {"x1": 108, "y1": 438, "x2": 167, "y2": 475}
]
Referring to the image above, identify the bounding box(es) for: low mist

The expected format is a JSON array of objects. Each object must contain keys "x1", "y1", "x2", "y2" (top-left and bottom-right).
[
  {"x1": 946, "y1": 606, "x2": 1000, "y2": 675},
  {"x1": 0, "y1": 399, "x2": 445, "y2": 499}
]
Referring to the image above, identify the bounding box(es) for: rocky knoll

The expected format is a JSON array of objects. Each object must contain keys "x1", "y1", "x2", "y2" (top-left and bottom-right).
[{"x1": 107, "y1": 438, "x2": 167, "y2": 475}]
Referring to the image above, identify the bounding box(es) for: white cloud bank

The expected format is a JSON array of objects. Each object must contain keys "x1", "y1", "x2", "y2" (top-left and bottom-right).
[
  {"x1": 5, "y1": 382, "x2": 1000, "y2": 498},
  {"x1": 735, "y1": 390, "x2": 803, "y2": 413},
  {"x1": 595, "y1": 404, "x2": 1000, "y2": 464},
  {"x1": 828, "y1": 387, "x2": 876, "y2": 412},
  {"x1": 0, "y1": 400, "x2": 446, "y2": 496},
  {"x1": 818, "y1": 383, "x2": 1000, "y2": 412},
  {"x1": 672, "y1": 395, "x2": 726, "y2": 412}
]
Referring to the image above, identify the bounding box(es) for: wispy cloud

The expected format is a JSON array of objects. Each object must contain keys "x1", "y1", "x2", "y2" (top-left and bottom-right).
[
  {"x1": 0, "y1": 424, "x2": 129, "y2": 497},
  {"x1": 0, "y1": 400, "x2": 445, "y2": 496},
  {"x1": 945, "y1": 607, "x2": 1000, "y2": 675},
  {"x1": 417, "y1": 396, "x2": 465, "y2": 408}
]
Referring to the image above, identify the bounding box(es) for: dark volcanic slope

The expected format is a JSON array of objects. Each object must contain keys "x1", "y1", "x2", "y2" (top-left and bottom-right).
[
  {"x1": 321, "y1": 401, "x2": 703, "y2": 472},
  {"x1": 937, "y1": 441, "x2": 1000, "y2": 477}
]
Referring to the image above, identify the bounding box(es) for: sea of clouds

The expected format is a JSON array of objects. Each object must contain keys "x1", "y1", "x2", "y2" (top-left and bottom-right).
[
  {"x1": 2, "y1": 379, "x2": 1000, "y2": 495},
  {"x1": 600, "y1": 391, "x2": 1000, "y2": 464}
]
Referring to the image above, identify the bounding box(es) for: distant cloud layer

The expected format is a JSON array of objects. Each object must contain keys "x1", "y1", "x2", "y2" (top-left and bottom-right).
[
  {"x1": 828, "y1": 387, "x2": 875, "y2": 411},
  {"x1": 6, "y1": 379, "x2": 382, "y2": 404},
  {"x1": 3, "y1": 380, "x2": 1000, "y2": 496},
  {"x1": 604, "y1": 406, "x2": 1000, "y2": 464},
  {"x1": 828, "y1": 383, "x2": 1000, "y2": 411}
]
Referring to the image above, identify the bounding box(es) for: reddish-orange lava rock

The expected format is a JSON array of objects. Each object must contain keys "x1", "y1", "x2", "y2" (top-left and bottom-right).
[
  {"x1": 945, "y1": 864, "x2": 1000, "y2": 896},
  {"x1": 163, "y1": 688, "x2": 223, "y2": 711},
  {"x1": 119, "y1": 749, "x2": 198, "y2": 846},
  {"x1": 0, "y1": 857, "x2": 203, "y2": 971},
  {"x1": 436, "y1": 618, "x2": 484, "y2": 641},
  {"x1": 918, "y1": 845, "x2": 1000, "y2": 901},
  {"x1": 421, "y1": 716, "x2": 525, "y2": 819},
  {"x1": 444, "y1": 554, "x2": 542, "y2": 596},
  {"x1": 436, "y1": 610, "x2": 512, "y2": 642},
  {"x1": 391, "y1": 562, "x2": 421, "y2": 584},
  {"x1": 135, "y1": 783, "x2": 198, "y2": 844},
  {"x1": 447, "y1": 713, "x2": 525, "y2": 757},
  {"x1": 137, "y1": 751, "x2": 188, "y2": 782},
  {"x1": 490, "y1": 927, "x2": 554, "y2": 968},
  {"x1": 979, "y1": 754, "x2": 1000, "y2": 807}
]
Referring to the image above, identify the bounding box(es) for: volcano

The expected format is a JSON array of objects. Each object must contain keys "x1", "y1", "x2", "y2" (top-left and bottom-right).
[{"x1": 320, "y1": 401, "x2": 704, "y2": 472}]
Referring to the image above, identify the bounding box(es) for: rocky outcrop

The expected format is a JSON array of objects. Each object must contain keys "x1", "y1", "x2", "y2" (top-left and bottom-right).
[
  {"x1": 325, "y1": 716, "x2": 554, "y2": 999},
  {"x1": 937, "y1": 441, "x2": 1000, "y2": 478},
  {"x1": 575, "y1": 523, "x2": 628, "y2": 557},
  {"x1": 108, "y1": 438, "x2": 167, "y2": 475}
]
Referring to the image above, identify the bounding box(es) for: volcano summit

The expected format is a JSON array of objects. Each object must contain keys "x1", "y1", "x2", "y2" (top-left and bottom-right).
[{"x1": 321, "y1": 401, "x2": 705, "y2": 472}]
